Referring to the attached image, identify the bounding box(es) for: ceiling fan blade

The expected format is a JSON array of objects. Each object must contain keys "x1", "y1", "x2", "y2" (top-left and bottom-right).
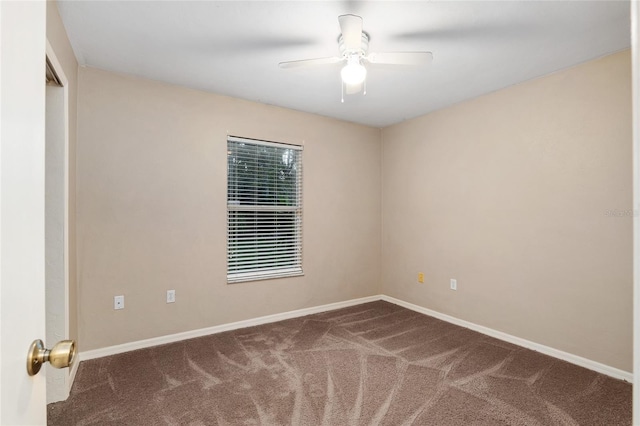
[
  {"x1": 366, "y1": 51, "x2": 433, "y2": 65},
  {"x1": 345, "y1": 82, "x2": 363, "y2": 95},
  {"x1": 338, "y1": 14, "x2": 363, "y2": 51},
  {"x1": 279, "y1": 56, "x2": 342, "y2": 69}
]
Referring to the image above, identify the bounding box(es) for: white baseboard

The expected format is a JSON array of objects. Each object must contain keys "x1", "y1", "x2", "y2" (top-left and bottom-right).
[
  {"x1": 77, "y1": 293, "x2": 632, "y2": 384},
  {"x1": 80, "y1": 295, "x2": 382, "y2": 361},
  {"x1": 67, "y1": 353, "x2": 80, "y2": 393},
  {"x1": 381, "y1": 295, "x2": 633, "y2": 383}
]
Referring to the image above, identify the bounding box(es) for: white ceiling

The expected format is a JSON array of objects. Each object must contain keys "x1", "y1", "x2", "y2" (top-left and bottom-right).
[{"x1": 57, "y1": 1, "x2": 631, "y2": 128}]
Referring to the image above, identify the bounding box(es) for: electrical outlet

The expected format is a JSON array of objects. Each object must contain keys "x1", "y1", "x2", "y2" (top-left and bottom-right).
[
  {"x1": 166, "y1": 290, "x2": 176, "y2": 303},
  {"x1": 450, "y1": 279, "x2": 457, "y2": 291},
  {"x1": 114, "y1": 295, "x2": 125, "y2": 310},
  {"x1": 418, "y1": 272, "x2": 424, "y2": 283}
]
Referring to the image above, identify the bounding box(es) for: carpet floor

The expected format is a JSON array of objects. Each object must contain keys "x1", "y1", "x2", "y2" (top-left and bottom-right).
[{"x1": 48, "y1": 301, "x2": 632, "y2": 425}]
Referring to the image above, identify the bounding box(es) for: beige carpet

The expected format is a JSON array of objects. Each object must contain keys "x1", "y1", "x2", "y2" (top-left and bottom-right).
[{"x1": 48, "y1": 301, "x2": 631, "y2": 425}]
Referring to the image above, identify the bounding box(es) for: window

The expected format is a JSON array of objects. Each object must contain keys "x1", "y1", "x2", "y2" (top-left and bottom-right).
[{"x1": 227, "y1": 136, "x2": 303, "y2": 283}]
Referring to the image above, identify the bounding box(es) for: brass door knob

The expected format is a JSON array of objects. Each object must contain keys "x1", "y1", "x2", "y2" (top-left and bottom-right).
[{"x1": 27, "y1": 339, "x2": 76, "y2": 376}]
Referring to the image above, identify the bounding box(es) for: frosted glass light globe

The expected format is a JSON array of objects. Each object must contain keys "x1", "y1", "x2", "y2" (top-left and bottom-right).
[{"x1": 341, "y1": 57, "x2": 367, "y2": 85}]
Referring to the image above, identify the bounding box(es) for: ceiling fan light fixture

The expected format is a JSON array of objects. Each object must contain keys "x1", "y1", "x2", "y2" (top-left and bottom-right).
[
  {"x1": 279, "y1": 14, "x2": 432, "y2": 98},
  {"x1": 341, "y1": 55, "x2": 367, "y2": 85}
]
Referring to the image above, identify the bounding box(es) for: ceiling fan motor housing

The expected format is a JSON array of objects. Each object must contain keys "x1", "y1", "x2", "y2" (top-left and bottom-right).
[{"x1": 338, "y1": 32, "x2": 369, "y2": 58}]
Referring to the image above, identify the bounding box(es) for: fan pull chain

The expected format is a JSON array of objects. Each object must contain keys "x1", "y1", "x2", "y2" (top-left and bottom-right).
[{"x1": 341, "y1": 82, "x2": 344, "y2": 103}]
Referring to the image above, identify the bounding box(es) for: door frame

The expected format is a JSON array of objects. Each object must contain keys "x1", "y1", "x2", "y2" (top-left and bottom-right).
[
  {"x1": 632, "y1": 0, "x2": 639, "y2": 423},
  {"x1": 45, "y1": 39, "x2": 75, "y2": 399}
]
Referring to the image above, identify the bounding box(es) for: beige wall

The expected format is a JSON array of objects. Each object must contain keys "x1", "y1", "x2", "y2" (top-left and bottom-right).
[
  {"x1": 382, "y1": 50, "x2": 633, "y2": 371},
  {"x1": 46, "y1": 1, "x2": 78, "y2": 345},
  {"x1": 76, "y1": 67, "x2": 382, "y2": 351},
  {"x1": 76, "y1": 50, "x2": 631, "y2": 372}
]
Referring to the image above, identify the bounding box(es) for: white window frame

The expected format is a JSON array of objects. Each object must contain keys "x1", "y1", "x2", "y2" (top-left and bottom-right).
[{"x1": 226, "y1": 136, "x2": 303, "y2": 283}]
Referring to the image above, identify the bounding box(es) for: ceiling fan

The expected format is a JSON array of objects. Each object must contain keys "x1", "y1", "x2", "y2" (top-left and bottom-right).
[{"x1": 279, "y1": 14, "x2": 433, "y2": 100}]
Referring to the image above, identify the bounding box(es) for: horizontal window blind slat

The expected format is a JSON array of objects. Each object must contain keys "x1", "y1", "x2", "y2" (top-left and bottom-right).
[
  {"x1": 230, "y1": 265, "x2": 302, "y2": 274},
  {"x1": 228, "y1": 256, "x2": 301, "y2": 266},
  {"x1": 228, "y1": 231, "x2": 298, "y2": 235},
  {"x1": 228, "y1": 229, "x2": 298, "y2": 234},
  {"x1": 228, "y1": 205, "x2": 301, "y2": 211},
  {"x1": 229, "y1": 243, "x2": 298, "y2": 248},
  {"x1": 227, "y1": 250, "x2": 301, "y2": 260},
  {"x1": 228, "y1": 222, "x2": 299, "y2": 227},
  {"x1": 228, "y1": 264, "x2": 300, "y2": 272},
  {"x1": 229, "y1": 235, "x2": 299, "y2": 241},
  {"x1": 228, "y1": 269, "x2": 302, "y2": 278},
  {"x1": 228, "y1": 232, "x2": 301, "y2": 239},
  {"x1": 228, "y1": 224, "x2": 299, "y2": 229},
  {"x1": 228, "y1": 240, "x2": 300, "y2": 246},
  {"x1": 228, "y1": 249, "x2": 300, "y2": 258},
  {"x1": 228, "y1": 261, "x2": 298, "y2": 272},
  {"x1": 227, "y1": 268, "x2": 303, "y2": 283},
  {"x1": 228, "y1": 240, "x2": 298, "y2": 246},
  {"x1": 228, "y1": 264, "x2": 301, "y2": 273},
  {"x1": 228, "y1": 261, "x2": 301, "y2": 270},
  {"x1": 228, "y1": 254, "x2": 301, "y2": 265},
  {"x1": 228, "y1": 236, "x2": 299, "y2": 240},
  {"x1": 228, "y1": 136, "x2": 304, "y2": 150}
]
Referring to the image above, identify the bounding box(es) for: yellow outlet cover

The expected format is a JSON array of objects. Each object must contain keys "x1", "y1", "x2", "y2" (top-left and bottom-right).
[{"x1": 418, "y1": 272, "x2": 424, "y2": 283}]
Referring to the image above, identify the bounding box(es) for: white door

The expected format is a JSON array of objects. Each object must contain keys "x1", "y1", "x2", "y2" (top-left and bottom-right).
[{"x1": 0, "y1": 0, "x2": 48, "y2": 424}]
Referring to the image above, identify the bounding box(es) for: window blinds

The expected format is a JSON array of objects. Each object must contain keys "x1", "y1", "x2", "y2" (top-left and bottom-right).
[{"x1": 227, "y1": 136, "x2": 303, "y2": 283}]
